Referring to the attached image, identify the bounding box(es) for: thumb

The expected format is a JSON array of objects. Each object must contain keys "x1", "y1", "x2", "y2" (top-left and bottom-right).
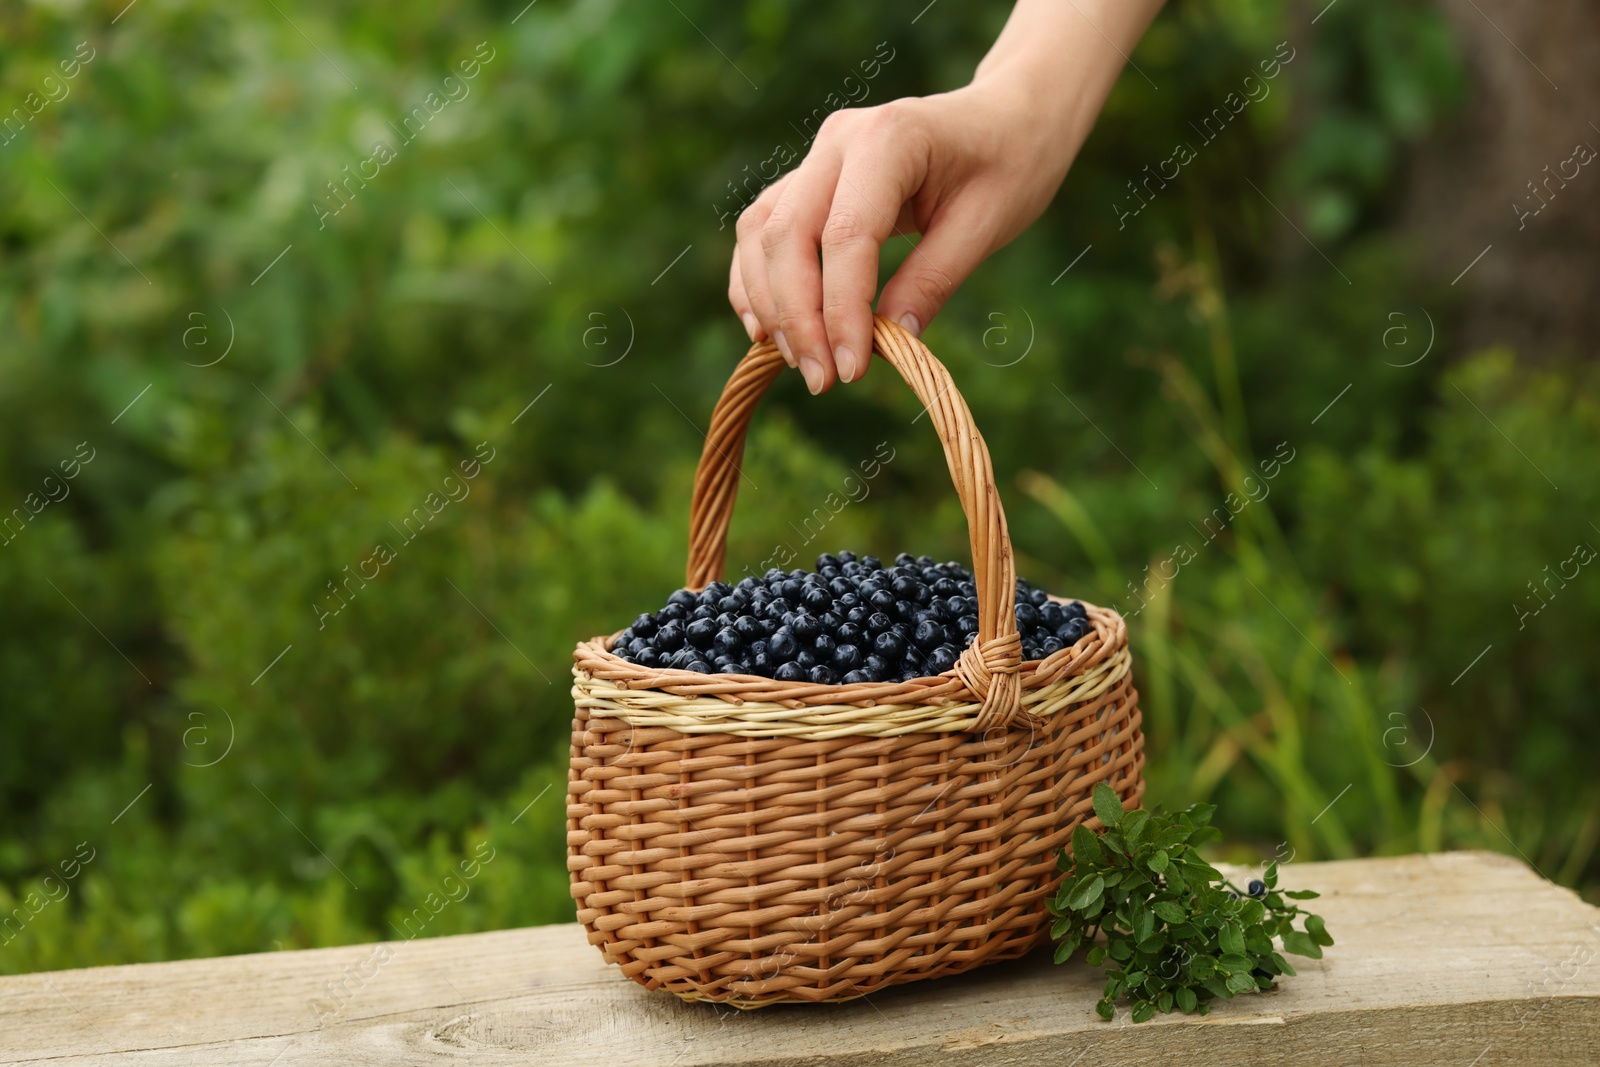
[{"x1": 875, "y1": 205, "x2": 995, "y2": 337}]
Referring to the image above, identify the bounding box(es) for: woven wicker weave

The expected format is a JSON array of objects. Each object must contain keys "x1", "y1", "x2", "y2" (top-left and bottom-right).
[{"x1": 567, "y1": 317, "x2": 1144, "y2": 1007}]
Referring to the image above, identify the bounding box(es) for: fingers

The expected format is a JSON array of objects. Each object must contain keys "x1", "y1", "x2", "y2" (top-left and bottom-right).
[
  {"x1": 820, "y1": 148, "x2": 919, "y2": 383},
  {"x1": 728, "y1": 250, "x2": 762, "y2": 342},
  {"x1": 734, "y1": 176, "x2": 788, "y2": 361},
  {"x1": 875, "y1": 199, "x2": 996, "y2": 339},
  {"x1": 761, "y1": 148, "x2": 843, "y2": 394}
]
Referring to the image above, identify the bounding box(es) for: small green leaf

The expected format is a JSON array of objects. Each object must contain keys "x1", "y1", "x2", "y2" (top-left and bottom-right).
[
  {"x1": 1281, "y1": 930, "x2": 1323, "y2": 959},
  {"x1": 1263, "y1": 861, "x2": 1278, "y2": 888},
  {"x1": 1271, "y1": 951, "x2": 1297, "y2": 977},
  {"x1": 1148, "y1": 849, "x2": 1169, "y2": 873},
  {"x1": 1123, "y1": 808, "x2": 1151, "y2": 846},
  {"x1": 1095, "y1": 998, "x2": 1115, "y2": 1021},
  {"x1": 1239, "y1": 899, "x2": 1266, "y2": 925},
  {"x1": 1086, "y1": 944, "x2": 1106, "y2": 966},
  {"x1": 1225, "y1": 972, "x2": 1256, "y2": 994},
  {"x1": 1152, "y1": 900, "x2": 1186, "y2": 923},
  {"x1": 1176, "y1": 986, "x2": 1198, "y2": 1013},
  {"x1": 1202, "y1": 976, "x2": 1233, "y2": 999},
  {"x1": 1306, "y1": 914, "x2": 1335, "y2": 947},
  {"x1": 1218, "y1": 953, "x2": 1252, "y2": 974},
  {"x1": 1072, "y1": 822, "x2": 1103, "y2": 866},
  {"x1": 1069, "y1": 874, "x2": 1105, "y2": 913},
  {"x1": 1284, "y1": 889, "x2": 1320, "y2": 900},
  {"x1": 1054, "y1": 934, "x2": 1081, "y2": 963},
  {"x1": 1092, "y1": 783, "x2": 1125, "y2": 828},
  {"x1": 1219, "y1": 923, "x2": 1245, "y2": 956},
  {"x1": 1131, "y1": 1000, "x2": 1156, "y2": 1024},
  {"x1": 1157, "y1": 990, "x2": 1173, "y2": 1013}
]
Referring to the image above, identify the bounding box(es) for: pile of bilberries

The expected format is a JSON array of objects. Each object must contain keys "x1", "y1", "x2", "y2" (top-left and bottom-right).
[{"x1": 611, "y1": 551, "x2": 1091, "y2": 684}]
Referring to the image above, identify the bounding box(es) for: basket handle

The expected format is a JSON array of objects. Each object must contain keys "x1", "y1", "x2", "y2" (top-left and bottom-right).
[{"x1": 685, "y1": 315, "x2": 1023, "y2": 732}]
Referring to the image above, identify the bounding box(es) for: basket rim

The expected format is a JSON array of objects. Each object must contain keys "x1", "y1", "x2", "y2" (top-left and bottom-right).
[{"x1": 572, "y1": 597, "x2": 1126, "y2": 711}]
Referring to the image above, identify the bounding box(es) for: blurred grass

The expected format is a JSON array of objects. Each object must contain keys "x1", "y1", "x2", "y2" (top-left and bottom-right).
[{"x1": 3, "y1": 0, "x2": 1596, "y2": 975}]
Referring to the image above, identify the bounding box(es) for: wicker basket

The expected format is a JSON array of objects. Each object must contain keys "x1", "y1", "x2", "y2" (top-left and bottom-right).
[{"x1": 567, "y1": 316, "x2": 1144, "y2": 1007}]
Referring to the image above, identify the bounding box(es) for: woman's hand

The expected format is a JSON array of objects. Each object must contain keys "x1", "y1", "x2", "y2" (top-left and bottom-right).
[{"x1": 726, "y1": 0, "x2": 1164, "y2": 393}]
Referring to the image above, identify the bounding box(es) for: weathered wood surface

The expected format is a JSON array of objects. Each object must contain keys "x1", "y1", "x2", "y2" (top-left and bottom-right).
[{"x1": 2, "y1": 851, "x2": 1597, "y2": 1066}]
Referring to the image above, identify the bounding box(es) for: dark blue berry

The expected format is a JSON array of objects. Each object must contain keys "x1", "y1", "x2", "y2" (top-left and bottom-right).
[
  {"x1": 686, "y1": 618, "x2": 716, "y2": 649},
  {"x1": 1248, "y1": 880, "x2": 1267, "y2": 898},
  {"x1": 913, "y1": 619, "x2": 944, "y2": 650},
  {"x1": 768, "y1": 629, "x2": 799, "y2": 661},
  {"x1": 774, "y1": 661, "x2": 806, "y2": 682},
  {"x1": 1057, "y1": 617, "x2": 1090, "y2": 644},
  {"x1": 656, "y1": 621, "x2": 685, "y2": 652},
  {"x1": 874, "y1": 631, "x2": 905, "y2": 658}
]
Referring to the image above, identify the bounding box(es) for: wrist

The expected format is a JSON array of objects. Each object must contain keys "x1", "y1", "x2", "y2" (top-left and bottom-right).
[
  {"x1": 957, "y1": 72, "x2": 1086, "y2": 180},
  {"x1": 969, "y1": 0, "x2": 1165, "y2": 165}
]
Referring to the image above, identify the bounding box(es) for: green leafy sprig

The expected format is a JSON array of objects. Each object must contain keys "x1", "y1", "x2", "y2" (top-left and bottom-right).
[{"x1": 1049, "y1": 783, "x2": 1334, "y2": 1023}]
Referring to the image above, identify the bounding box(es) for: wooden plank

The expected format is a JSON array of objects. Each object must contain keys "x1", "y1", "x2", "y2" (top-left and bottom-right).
[{"x1": 2, "y1": 851, "x2": 1597, "y2": 1066}]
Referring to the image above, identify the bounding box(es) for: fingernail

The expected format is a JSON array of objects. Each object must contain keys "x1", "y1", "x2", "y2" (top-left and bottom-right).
[
  {"x1": 798, "y1": 356, "x2": 824, "y2": 395},
  {"x1": 741, "y1": 313, "x2": 761, "y2": 341},
  {"x1": 897, "y1": 312, "x2": 922, "y2": 337},
  {"x1": 834, "y1": 344, "x2": 858, "y2": 382},
  {"x1": 773, "y1": 329, "x2": 796, "y2": 367}
]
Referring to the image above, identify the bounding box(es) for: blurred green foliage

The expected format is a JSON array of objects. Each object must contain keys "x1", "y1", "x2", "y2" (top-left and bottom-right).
[{"x1": 2, "y1": 0, "x2": 1593, "y2": 976}]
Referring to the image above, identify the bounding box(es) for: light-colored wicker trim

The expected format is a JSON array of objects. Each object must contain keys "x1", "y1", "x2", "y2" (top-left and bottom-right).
[{"x1": 572, "y1": 646, "x2": 1130, "y2": 739}]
